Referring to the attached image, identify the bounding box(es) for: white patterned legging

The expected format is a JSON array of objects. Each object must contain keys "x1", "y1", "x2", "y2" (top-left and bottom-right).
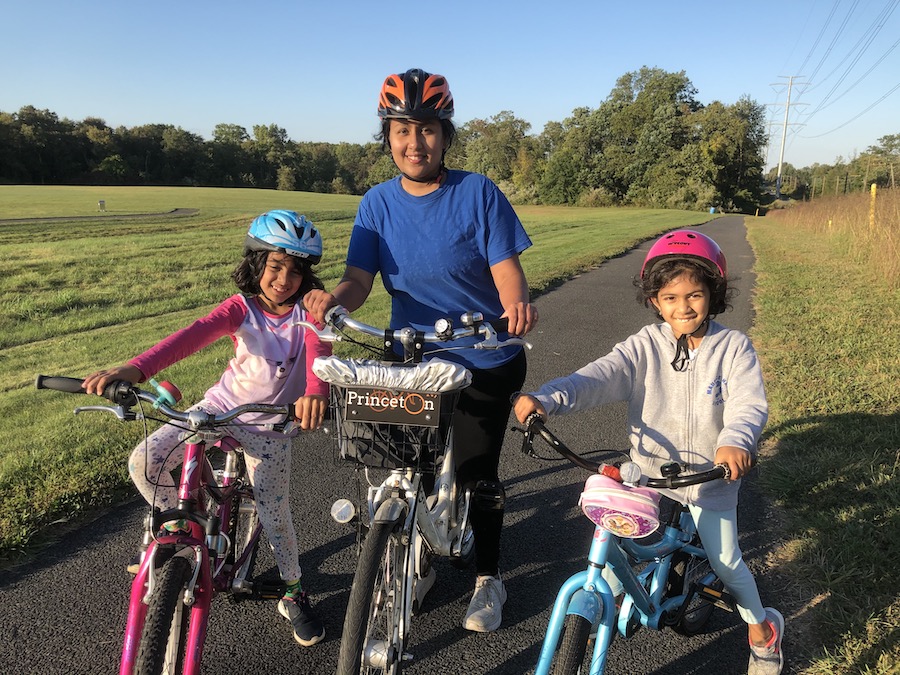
[{"x1": 128, "y1": 400, "x2": 302, "y2": 581}]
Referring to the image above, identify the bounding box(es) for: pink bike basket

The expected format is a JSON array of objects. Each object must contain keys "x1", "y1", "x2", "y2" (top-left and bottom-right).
[{"x1": 579, "y1": 474, "x2": 661, "y2": 538}]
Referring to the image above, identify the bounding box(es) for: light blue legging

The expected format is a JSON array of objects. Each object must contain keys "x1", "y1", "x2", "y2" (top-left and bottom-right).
[
  {"x1": 602, "y1": 503, "x2": 767, "y2": 625},
  {"x1": 128, "y1": 400, "x2": 302, "y2": 581}
]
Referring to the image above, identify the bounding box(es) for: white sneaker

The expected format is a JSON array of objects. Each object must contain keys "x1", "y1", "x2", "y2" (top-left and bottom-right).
[
  {"x1": 463, "y1": 574, "x2": 507, "y2": 632},
  {"x1": 413, "y1": 566, "x2": 436, "y2": 613}
]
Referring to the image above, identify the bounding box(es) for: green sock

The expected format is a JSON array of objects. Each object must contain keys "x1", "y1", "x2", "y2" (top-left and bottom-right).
[{"x1": 283, "y1": 579, "x2": 303, "y2": 600}]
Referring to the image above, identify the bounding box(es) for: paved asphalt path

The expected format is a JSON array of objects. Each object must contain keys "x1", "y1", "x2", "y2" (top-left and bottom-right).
[{"x1": 0, "y1": 216, "x2": 794, "y2": 674}]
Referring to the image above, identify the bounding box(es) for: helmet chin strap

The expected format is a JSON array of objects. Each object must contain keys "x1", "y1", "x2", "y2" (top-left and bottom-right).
[
  {"x1": 259, "y1": 290, "x2": 297, "y2": 309},
  {"x1": 671, "y1": 316, "x2": 710, "y2": 372}
]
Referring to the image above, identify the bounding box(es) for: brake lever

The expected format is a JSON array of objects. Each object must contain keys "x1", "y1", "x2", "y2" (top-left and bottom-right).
[{"x1": 74, "y1": 405, "x2": 134, "y2": 421}]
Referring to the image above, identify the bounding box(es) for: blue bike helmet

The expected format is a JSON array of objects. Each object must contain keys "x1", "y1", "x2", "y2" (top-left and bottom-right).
[{"x1": 245, "y1": 210, "x2": 322, "y2": 264}]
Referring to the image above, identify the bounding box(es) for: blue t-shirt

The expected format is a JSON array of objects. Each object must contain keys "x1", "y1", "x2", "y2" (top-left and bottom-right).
[{"x1": 347, "y1": 170, "x2": 532, "y2": 369}]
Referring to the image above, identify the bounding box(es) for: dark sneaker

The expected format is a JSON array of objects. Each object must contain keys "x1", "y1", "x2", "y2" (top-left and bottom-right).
[
  {"x1": 278, "y1": 592, "x2": 325, "y2": 646},
  {"x1": 748, "y1": 607, "x2": 785, "y2": 675}
]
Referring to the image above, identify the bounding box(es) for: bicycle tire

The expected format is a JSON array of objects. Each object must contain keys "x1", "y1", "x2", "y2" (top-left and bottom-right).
[
  {"x1": 337, "y1": 515, "x2": 411, "y2": 675},
  {"x1": 667, "y1": 549, "x2": 722, "y2": 636},
  {"x1": 226, "y1": 454, "x2": 260, "y2": 588},
  {"x1": 553, "y1": 614, "x2": 593, "y2": 675},
  {"x1": 134, "y1": 556, "x2": 193, "y2": 675}
]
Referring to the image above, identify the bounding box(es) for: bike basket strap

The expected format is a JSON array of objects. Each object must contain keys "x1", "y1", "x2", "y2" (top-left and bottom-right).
[
  {"x1": 314, "y1": 358, "x2": 470, "y2": 471},
  {"x1": 579, "y1": 474, "x2": 662, "y2": 538}
]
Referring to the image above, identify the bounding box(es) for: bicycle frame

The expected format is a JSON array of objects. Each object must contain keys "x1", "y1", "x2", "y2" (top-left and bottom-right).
[
  {"x1": 119, "y1": 433, "x2": 263, "y2": 675},
  {"x1": 534, "y1": 505, "x2": 711, "y2": 675},
  {"x1": 365, "y1": 440, "x2": 469, "y2": 559}
]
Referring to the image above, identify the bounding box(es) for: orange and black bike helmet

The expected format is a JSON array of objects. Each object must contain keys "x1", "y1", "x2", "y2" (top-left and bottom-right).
[{"x1": 378, "y1": 68, "x2": 454, "y2": 121}]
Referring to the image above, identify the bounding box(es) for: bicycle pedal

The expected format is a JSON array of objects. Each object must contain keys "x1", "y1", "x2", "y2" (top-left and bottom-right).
[{"x1": 696, "y1": 584, "x2": 735, "y2": 612}]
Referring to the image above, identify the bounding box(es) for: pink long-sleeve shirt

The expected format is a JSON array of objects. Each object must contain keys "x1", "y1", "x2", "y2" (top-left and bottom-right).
[{"x1": 129, "y1": 294, "x2": 330, "y2": 434}]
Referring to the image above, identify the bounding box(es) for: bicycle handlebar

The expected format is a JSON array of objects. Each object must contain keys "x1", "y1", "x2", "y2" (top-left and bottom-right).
[
  {"x1": 35, "y1": 375, "x2": 293, "y2": 432},
  {"x1": 295, "y1": 305, "x2": 531, "y2": 358},
  {"x1": 515, "y1": 415, "x2": 738, "y2": 487}
]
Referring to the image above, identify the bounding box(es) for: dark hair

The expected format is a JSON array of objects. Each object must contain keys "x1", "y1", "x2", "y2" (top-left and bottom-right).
[
  {"x1": 232, "y1": 249, "x2": 324, "y2": 305},
  {"x1": 635, "y1": 258, "x2": 732, "y2": 318},
  {"x1": 377, "y1": 118, "x2": 456, "y2": 154}
]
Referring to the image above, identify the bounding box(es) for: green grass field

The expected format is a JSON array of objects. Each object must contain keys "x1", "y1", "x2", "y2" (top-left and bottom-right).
[
  {"x1": 0, "y1": 185, "x2": 712, "y2": 558},
  {"x1": 2, "y1": 185, "x2": 897, "y2": 672}
]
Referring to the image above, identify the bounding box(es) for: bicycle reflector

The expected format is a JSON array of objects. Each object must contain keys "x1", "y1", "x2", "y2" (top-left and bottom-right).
[
  {"x1": 579, "y1": 475, "x2": 661, "y2": 538},
  {"x1": 331, "y1": 498, "x2": 357, "y2": 525}
]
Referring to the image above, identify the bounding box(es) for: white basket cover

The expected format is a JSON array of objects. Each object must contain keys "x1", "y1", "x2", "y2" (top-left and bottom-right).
[{"x1": 312, "y1": 356, "x2": 472, "y2": 393}]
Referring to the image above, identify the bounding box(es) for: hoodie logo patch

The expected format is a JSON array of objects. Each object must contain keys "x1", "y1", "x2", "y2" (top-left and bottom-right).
[{"x1": 706, "y1": 376, "x2": 726, "y2": 406}]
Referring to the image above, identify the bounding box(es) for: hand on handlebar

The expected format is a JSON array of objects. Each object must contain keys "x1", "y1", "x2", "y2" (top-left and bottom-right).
[
  {"x1": 82, "y1": 364, "x2": 143, "y2": 396},
  {"x1": 302, "y1": 289, "x2": 339, "y2": 326},
  {"x1": 714, "y1": 445, "x2": 755, "y2": 481},
  {"x1": 512, "y1": 393, "x2": 547, "y2": 424},
  {"x1": 294, "y1": 394, "x2": 327, "y2": 431},
  {"x1": 501, "y1": 302, "x2": 538, "y2": 337}
]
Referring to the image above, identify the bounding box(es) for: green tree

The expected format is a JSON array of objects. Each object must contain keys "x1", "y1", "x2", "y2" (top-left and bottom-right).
[{"x1": 460, "y1": 111, "x2": 531, "y2": 183}]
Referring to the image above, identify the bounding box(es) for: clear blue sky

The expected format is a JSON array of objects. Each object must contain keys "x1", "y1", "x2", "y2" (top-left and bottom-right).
[{"x1": 2, "y1": 0, "x2": 898, "y2": 172}]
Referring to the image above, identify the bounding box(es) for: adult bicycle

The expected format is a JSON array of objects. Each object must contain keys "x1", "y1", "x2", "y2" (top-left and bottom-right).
[
  {"x1": 35, "y1": 375, "x2": 294, "y2": 675},
  {"x1": 295, "y1": 306, "x2": 528, "y2": 675},
  {"x1": 514, "y1": 415, "x2": 743, "y2": 675}
]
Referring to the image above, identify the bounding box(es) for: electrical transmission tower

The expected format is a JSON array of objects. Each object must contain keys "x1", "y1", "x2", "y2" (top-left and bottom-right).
[{"x1": 771, "y1": 75, "x2": 807, "y2": 199}]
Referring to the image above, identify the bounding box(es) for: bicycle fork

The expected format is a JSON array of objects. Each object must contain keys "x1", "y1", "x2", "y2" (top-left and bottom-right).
[{"x1": 535, "y1": 528, "x2": 619, "y2": 675}]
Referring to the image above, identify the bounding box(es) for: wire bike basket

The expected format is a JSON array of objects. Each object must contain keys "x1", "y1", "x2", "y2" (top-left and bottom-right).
[{"x1": 313, "y1": 356, "x2": 472, "y2": 471}]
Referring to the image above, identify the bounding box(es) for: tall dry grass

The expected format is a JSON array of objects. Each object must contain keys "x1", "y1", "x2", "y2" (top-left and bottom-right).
[{"x1": 768, "y1": 187, "x2": 900, "y2": 287}]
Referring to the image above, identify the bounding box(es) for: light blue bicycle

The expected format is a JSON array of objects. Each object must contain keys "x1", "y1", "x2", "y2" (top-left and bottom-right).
[{"x1": 516, "y1": 416, "x2": 739, "y2": 675}]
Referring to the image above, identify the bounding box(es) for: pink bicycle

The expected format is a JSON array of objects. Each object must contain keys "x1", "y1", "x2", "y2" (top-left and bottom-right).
[{"x1": 35, "y1": 375, "x2": 294, "y2": 675}]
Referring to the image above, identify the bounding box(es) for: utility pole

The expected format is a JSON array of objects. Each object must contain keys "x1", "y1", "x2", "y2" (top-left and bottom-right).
[{"x1": 771, "y1": 75, "x2": 805, "y2": 199}]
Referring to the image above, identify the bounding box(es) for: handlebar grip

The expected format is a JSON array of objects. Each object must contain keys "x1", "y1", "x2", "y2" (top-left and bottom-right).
[
  {"x1": 35, "y1": 375, "x2": 86, "y2": 394},
  {"x1": 490, "y1": 317, "x2": 509, "y2": 332}
]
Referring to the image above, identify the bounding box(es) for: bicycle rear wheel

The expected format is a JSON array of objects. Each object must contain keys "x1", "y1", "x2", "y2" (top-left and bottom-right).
[
  {"x1": 553, "y1": 614, "x2": 593, "y2": 675},
  {"x1": 225, "y1": 453, "x2": 260, "y2": 592},
  {"x1": 134, "y1": 556, "x2": 193, "y2": 675},
  {"x1": 337, "y1": 511, "x2": 413, "y2": 674},
  {"x1": 667, "y1": 548, "x2": 722, "y2": 636}
]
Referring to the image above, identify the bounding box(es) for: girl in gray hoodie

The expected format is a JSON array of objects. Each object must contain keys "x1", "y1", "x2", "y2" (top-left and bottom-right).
[{"x1": 513, "y1": 230, "x2": 784, "y2": 675}]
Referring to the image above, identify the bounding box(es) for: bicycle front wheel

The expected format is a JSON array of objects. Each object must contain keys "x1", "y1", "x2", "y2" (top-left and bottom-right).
[
  {"x1": 337, "y1": 514, "x2": 413, "y2": 675},
  {"x1": 134, "y1": 556, "x2": 193, "y2": 675},
  {"x1": 553, "y1": 614, "x2": 593, "y2": 675}
]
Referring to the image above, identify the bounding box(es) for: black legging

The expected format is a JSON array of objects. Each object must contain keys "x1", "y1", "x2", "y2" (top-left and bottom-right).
[{"x1": 452, "y1": 349, "x2": 527, "y2": 576}]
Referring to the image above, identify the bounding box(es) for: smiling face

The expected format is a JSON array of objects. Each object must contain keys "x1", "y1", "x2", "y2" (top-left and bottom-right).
[
  {"x1": 650, "y1": 271, "x2": 711, "y2": 340},
  {"x1": 256, "y1": 251, "x2": 304, "y2": 314},
  {"x1": 388, "y1": 118, "x2": 446, "y2": 190}
]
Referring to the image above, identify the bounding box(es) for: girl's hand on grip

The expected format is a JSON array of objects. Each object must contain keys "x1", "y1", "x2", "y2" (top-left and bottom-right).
[
  {"x1": 82, "y1": 364, "x2": 143, "y2": 396},
  {"x1": 295, "y1": 394, "x2": 327, "y2": 431}
]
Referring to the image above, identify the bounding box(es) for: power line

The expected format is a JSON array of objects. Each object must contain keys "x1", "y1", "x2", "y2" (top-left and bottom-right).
[
  {"x1": 803, "y1": 80, "x2": 900, "y2": 138},
  {"x1": 800, "y1": 0, "x2": 900, "y2": 121}
]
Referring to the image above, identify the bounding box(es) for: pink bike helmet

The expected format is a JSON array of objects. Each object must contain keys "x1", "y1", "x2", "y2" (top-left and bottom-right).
[{"x1": 640, "y1": 230, "x2": 727, "y2": 281}]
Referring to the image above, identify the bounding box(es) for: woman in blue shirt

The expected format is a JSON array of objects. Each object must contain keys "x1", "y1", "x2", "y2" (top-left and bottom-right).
[{"x1": 304, "y1": 68, "x2": 538, "y2": 632}]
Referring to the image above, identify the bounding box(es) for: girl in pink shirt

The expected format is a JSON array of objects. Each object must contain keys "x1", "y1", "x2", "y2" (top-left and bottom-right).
[{"x1": 83, "y1": 210, "x2": 330, "y2": 647}]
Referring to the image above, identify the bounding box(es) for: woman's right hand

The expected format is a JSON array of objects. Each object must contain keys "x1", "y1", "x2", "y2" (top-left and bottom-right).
[
  {"x1": 82, "y1": 364, "x2": 143, "y2": 396},
  {"x1": 513, "y1": 393, "x2": 547, "y2": 424},
  {"x1": 302, "y1": 289, "x2": 339, "y2": 325}
]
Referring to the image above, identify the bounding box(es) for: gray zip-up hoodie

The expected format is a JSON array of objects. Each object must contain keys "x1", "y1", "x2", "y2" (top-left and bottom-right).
[{"x1": 530, "y1": 320, "x2": 768, "y2": 510}]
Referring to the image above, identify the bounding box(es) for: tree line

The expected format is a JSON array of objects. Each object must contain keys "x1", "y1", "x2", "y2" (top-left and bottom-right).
[
  {"x1": 766, "y1": 132, "x2": 899, "y2": 200},
  {"x1": 5, "y1": 66, "x2": 891, "y2": 211}
]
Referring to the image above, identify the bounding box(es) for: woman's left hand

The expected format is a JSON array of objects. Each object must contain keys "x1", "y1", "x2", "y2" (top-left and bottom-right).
[
  {"x1": 501, "y1": 302, "x2": 538, "y2": 337},
  {"x1": 714, "y1": 445, "x2": 755, "y2": 480},
  {"x1": 295, "y1": 394, "x2": 328, "y2": 431}
]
